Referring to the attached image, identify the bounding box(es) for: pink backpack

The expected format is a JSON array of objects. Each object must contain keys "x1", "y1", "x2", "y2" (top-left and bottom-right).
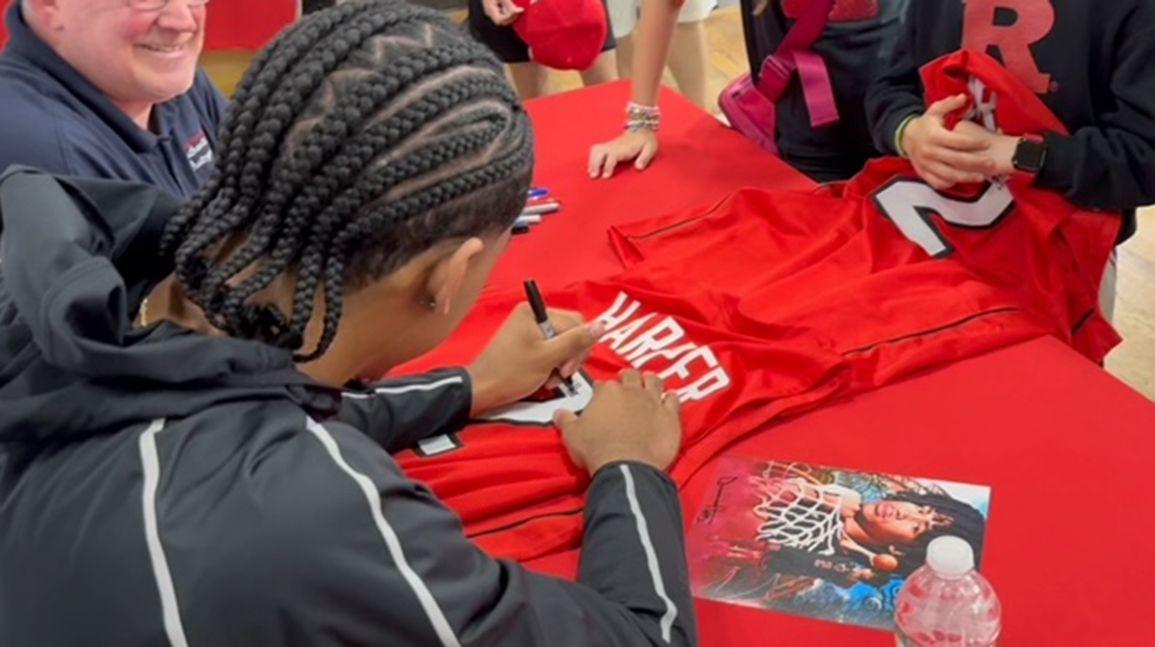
[{"x1": 718, "y1": 0, "x2": 838, "y2": 154}]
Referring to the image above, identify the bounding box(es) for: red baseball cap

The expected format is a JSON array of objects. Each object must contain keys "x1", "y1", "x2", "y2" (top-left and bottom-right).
[{"x1": 512, "y1": 0, "x2": 608, "y2": 71}]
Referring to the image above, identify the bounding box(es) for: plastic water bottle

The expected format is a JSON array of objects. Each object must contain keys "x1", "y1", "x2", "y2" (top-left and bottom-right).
[{"x1": 894, "y1": 536, "x2": 1001, "y2": 646}]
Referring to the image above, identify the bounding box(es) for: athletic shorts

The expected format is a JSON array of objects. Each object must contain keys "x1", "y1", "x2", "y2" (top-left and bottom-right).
[
  {"x1": 607, "y1": 0, "x2": 716, "y2": 39},
  {"x1": 466, "y1": 0, "x2": 617, "y2": 64}
]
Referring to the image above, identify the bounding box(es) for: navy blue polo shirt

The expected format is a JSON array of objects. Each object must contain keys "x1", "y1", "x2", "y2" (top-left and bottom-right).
[{"x1": 0, "y1": 2, "x2": 227, "y2": 200}]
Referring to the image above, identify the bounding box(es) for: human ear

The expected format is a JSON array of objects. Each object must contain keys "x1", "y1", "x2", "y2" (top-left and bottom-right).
[{"x1": 424, "y1": 237, "x2": 485, "y2": 315}]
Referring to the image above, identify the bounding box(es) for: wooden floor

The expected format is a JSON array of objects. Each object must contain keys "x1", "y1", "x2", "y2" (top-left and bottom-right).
[
  {"x1": 200, "y1": 5, "x2": 1154, "y2": 400},
  {"x1": 1114, "y1": 219, "x2": 1155, "y2": 398}
]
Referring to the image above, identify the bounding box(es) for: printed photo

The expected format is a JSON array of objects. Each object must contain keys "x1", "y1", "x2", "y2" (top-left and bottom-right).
[{"x1": 688, "y1": 458, "x2": 991, "y2": 630}]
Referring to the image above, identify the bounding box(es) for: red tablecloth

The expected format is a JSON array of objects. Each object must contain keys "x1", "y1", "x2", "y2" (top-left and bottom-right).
[
  {"x1": 516, "y1": 81, "x2": 1155, "y2": 645},
  {"x1": 485, "y1": 82, "x2": 812, "y2": 293}
]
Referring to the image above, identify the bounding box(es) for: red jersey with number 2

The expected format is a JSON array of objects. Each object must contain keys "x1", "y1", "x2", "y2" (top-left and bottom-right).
[
  {"x1": 393, "y1": 51, "x2": 1120, "y2": 562},
  {"x1": 612, "y1": 50, "x2": 1120, "y2": 375}
]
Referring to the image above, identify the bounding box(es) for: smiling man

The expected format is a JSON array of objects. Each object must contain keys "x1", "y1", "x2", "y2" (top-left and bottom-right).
[{"x1": 0, "y1": 0, "x2": 226, "y2": 203}]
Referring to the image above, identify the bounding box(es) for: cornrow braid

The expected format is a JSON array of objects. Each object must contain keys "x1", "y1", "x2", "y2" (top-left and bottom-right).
[
  {"x1": 210, "y1": 45, "x2": 504, "y2": 314},
  {"x1": 166, "y1": 4, "x2": 432, "y2": 271},
  {"x1": 160, "y1": 9, "x2": 354, "y2": 254},
  {"x1": 163, "y1": 0, "x2": 534, "y2": 361}
]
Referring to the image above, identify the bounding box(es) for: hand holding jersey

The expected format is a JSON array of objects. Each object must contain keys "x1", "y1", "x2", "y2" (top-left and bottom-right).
[
  {"x1": 468, "y1": 304, "x2": 687, "y2": 477},
  {"x1": 899, "y1": 93, "x2": 995, "y2": 189},
  {"x1": 951, "y1": 120, "x2": 1022, "y2": 177},
  {"x1": 867, "y1": 0, "x2": 1155, "y2": 243},
  {"x1": 555, "y1": 369, "x2": 684, "y2": 474}
]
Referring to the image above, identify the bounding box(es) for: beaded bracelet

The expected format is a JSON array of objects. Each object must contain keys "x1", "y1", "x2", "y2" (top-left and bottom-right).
[{"x1": 625, "y1": 101, "x2": 661, "y2": 133}]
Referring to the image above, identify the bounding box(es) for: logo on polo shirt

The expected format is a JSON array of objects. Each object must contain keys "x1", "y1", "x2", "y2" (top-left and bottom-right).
[{"x1": 185, "y1": 131, "x2": 214, "y2": 173}]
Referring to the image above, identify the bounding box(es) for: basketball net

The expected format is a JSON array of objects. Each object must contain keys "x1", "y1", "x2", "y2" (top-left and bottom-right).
[
  {"x1": 751, "y1": 461, "x2": 846, "y2": 556},
  {"x1": 723, "y1": 462, "x2": 951, "y2": 602}
]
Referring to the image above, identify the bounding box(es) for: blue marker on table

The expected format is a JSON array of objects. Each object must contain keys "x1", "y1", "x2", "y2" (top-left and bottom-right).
[
  {"x1": 528, "y1": 187, "x2": 550, "y2": 200},
  {"x1": 523, "y1": 279, "x2": 577, "y2": 396}
]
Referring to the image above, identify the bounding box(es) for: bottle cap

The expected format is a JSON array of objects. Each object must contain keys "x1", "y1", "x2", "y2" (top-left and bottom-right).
[{"x1": 926, "y1": 536, "x2": 975, "y2": 577}]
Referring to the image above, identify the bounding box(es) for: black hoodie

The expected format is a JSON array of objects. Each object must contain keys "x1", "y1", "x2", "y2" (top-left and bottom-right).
[
  {"x1": 865, "y1": 0, "x2": 1155, "y2": 241},
  {"x1": 0, "y1": 168, "x2": 698, "y2": 646}
]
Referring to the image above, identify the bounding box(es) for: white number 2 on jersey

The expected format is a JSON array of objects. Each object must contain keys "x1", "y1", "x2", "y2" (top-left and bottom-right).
[
  {"x1": 414, "y1": 373, "x2": 595, "y2": 458},
  {"x1": 873, "y1": 180, "x2": 1015, "y2": 257},
  {"x1": 474, "y1": 372, "x2": 595, "y2": 425}
]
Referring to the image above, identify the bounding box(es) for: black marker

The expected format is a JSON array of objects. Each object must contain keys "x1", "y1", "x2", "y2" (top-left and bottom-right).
[{"x1": 523, "y1": 279, "x2": 577, "y2": 396}]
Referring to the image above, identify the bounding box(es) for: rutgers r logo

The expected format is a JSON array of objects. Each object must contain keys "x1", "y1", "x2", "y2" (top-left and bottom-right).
[{"x1": 962, "y1": 0, "x2": 1056, "y2": 94}]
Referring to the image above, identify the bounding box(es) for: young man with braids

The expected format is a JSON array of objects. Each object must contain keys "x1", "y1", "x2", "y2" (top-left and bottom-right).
[{"x1": 0, "y1": 2, "x2": 695, "y2": 645}]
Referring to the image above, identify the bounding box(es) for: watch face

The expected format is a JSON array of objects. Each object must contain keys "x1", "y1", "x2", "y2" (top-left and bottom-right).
[{"x1": 1014, "y1": 139, "x2": 1046, "y2": 172}]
